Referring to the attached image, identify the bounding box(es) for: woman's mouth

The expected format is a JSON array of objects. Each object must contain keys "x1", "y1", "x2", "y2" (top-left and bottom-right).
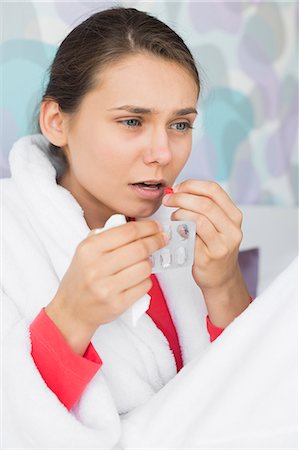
[{"x1": 129, "y1": 181, "x2": 166, "y2": 200}]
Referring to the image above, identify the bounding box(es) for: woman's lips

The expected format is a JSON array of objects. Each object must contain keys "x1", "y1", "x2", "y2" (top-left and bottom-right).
[{"x1": 129, "y1": 183, "x2": 165, "y2": 200}]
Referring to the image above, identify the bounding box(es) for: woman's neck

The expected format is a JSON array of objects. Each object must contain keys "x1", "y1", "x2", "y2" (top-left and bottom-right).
[{"x1": 57, "y1": 171, "x2": 118, "y2": 229}]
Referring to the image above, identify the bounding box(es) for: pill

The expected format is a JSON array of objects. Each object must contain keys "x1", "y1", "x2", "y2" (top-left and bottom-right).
[
  {"x1": 177, "y1": 224, "x2": 189, "y2": 240},
  {"x1": 164, "y1": 186, "x2": 174, "y2": 195},
  {"x1": 160, "y1": 249, "x2": 172, "y2": 268},
  {"x1": 175, "y1": 246, "x2": 187, "y2": 265}
]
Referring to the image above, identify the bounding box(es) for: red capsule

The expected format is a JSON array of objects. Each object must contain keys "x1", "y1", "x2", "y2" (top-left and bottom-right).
[{"x1": 164, "y1": 186, "x2": 174, "y2": 195}]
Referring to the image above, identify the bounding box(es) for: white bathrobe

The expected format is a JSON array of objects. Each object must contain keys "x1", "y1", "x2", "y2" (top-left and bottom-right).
[{"x1": 2, "y1": 135, "x2": 297, "y2": 449}]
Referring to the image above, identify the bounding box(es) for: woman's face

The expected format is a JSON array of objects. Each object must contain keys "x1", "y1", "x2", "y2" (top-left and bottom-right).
[{"x1": 61, "y1": 53, "x2": 198, "y2": 228}]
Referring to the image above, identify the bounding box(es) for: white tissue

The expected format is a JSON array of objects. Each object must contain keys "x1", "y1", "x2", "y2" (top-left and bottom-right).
[
  {"x1": 119, "y1": 293, "x2": 151, "y2": 327},
  {"x1": 93, "y1": 214, "x2": 151, "y2": 327}
]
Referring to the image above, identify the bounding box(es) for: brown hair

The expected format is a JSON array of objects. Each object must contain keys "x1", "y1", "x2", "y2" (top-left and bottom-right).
[{"x1": 40, "y1": 6, "x2": 200, "y2": 176}]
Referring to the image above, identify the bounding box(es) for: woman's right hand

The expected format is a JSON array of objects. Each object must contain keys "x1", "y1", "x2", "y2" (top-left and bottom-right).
[{"x1": 45, "y1": 220, "x2": 168, "y2": 354}]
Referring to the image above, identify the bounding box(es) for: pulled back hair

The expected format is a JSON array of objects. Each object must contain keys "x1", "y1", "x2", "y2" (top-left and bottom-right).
[{"x1": 40, "y1": 7, "x2": 200, "y2": 176}]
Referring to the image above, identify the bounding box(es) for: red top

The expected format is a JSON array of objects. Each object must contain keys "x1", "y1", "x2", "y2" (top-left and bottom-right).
[
  {"x1": 147, "y1": 274, "x2": 183, "y2": 372},
  {"x1": 30, "y1": 308, "x2": 102, "y2": 410},
  {"x1": 30, "y1": 273, "x2": 227, "y2": 411}
]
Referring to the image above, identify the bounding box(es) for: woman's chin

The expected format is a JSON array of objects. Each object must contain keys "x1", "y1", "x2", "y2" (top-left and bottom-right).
[{"x1": 123, "y1": 200, "x2": 162, "y2": 220}]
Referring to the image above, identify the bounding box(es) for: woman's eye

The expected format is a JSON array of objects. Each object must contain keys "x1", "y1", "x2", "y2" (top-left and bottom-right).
[
  {"x1": 121, "y1": 118, "x2": 142, "y2": 128},
  {"x1": 171, "y1": 122, "x2": 193, "y2": 132}
]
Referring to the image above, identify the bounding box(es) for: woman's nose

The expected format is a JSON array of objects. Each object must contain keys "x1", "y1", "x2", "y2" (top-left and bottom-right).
[{"x1": 143, "y1": 128, "x2": 172, "y2": 166}]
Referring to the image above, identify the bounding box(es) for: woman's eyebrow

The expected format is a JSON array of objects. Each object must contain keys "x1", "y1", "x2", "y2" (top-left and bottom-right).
[{"x1": 107, "y1": 105, "x2": 198, "y2": 116}]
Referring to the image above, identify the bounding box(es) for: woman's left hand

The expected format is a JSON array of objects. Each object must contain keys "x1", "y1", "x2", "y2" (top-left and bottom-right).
[{"x1": 162, "y1": 179, "x2": 251, "y2": 328}]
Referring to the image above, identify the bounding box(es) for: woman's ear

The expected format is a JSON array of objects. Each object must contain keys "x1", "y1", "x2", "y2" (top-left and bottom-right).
[{"x1": 39, "y1": 100, "x2": 68, "y2": 147}]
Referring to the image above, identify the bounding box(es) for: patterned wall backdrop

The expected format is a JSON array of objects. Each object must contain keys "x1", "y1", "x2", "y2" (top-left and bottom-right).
[{"x1": 1, "y1": 1, "x2": 298, "y2": 205}]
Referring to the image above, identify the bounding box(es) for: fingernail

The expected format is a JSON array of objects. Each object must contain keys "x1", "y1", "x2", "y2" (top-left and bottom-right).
[
  {"x1": 163, "y1": 194, "x2": 171, "y2": 204},
  {"x1": 148, "y1": 255, "x2": 154, "y2": 267},
  {"x1": 155, "y1": 220, "x2": 164, "y2": 231},
  {"x1": 162, "y1": 232, "x2": 170, "y2": 245}
]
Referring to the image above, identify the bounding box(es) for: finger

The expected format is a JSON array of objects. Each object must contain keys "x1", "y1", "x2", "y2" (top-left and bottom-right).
[
  {"x1": 104, "y1": 231, "x2": 168, "y2": 275},
  {"x1": 169, "y1": 193, "x2": 238, "y2": 235},
  {"x1": 91, "y1": 267, "x2": 153, "y2": 318},
  {"x1": 172, "y1": 180, "x2": 243, "y2": 226},
  {"x1": 110, "y1": 259, "x2": 153, "y2": 295},
  {"x1": 194, "y1": 234, "x2": 209, "y2": 264},
  {"x1": 120, "y1": 277, "x2": 153, "y2": 310},
  {"x1": 171, "y1": 208, "x2": 221, "y2": 253},
  {"x1": 87, "y1": 220, "x2": 163, "y2": 252}
]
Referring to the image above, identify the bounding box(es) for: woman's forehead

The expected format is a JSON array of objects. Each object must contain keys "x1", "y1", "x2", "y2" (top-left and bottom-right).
[
  {"x1": 89, "y1": 54, "x2": 198, "y2": 109},
  {"x1": 102, "y1": 53, "x2": 196, "y2": 84}
]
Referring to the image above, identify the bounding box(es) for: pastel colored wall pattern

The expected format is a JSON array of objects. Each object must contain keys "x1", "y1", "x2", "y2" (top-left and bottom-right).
[{"x1": 1, "y1": 1, "x2": 298, "y2": 205}]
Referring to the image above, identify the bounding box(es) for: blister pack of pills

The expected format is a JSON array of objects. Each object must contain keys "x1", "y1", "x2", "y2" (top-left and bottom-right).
[{"x1": 150, "y1": 220, "x2": 196, "y2": 273}]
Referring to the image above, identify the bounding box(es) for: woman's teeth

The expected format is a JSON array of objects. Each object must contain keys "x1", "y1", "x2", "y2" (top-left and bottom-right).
[{"x1": 134, "y1": 183, "x2": 161, "y2": 190}]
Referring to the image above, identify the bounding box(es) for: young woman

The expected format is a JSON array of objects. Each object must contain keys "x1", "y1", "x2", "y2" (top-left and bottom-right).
[{"x1": 3, "y1": 6, "x2": 296, "y2": 449}]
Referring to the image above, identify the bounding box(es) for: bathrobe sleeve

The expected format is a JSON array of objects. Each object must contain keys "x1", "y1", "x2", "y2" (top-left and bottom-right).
[{"x1": 2, "y1": 290, "x2": 122, "y2": 449}]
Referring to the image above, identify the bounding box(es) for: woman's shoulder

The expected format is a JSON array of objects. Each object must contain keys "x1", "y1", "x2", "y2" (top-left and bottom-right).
[
  {"x1": 1, "y1": 177, "x2": 36, "y2": 240},
  {"x1": 1, "y1": 177, "x2": 23, "y2": 209},
  {"x1": 1, "y1": 177, "x2": 19, "y2": 207}
]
